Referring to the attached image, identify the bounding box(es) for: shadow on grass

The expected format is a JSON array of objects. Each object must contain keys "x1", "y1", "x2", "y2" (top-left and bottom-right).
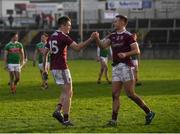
[{"x1": 0, "y1": 79, "x2": 180, "y2": 102}]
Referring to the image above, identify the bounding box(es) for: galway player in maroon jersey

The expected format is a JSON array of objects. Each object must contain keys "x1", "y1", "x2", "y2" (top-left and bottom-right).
[
  {"x1": 94, "y1": 15, "x2": 155, "y2": 126},
  {"x1": 43, "y1": 16, "x2": 94, "y2": 126}
]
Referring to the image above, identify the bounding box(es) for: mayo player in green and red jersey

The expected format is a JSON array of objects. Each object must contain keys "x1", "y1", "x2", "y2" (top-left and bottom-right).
[
  {"x1": 97, "y1": 46, "x2": 112, "y2": 84},
  {"x1": 4, "y1": 32, "x2": 25, "y2": 94},
  {"x1": 33, "y1": 33, "x2": 49, "y2": 89}
]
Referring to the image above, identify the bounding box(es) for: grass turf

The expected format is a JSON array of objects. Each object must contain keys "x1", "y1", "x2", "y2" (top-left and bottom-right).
[{"x1": 0, "y1": 60, "x2": 180, "y2": 133}]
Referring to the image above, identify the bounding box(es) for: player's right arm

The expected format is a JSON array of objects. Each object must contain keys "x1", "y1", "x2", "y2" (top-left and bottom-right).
[{"x1": 19, "y1": 45, "x2": 25, "y2": 66}]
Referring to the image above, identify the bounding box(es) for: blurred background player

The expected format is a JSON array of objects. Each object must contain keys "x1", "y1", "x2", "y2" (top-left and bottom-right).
[
  {"x1": 33, "y1": 32, "x2": 49, "y2": 89},
  {"x1": 96, "y1": 45, "x2": 112, "y2": 84},
  {"x1": 43, "y1": 16, "x2": 95, "y2": 126},
  {"x1": 4, "y1": 32, "x2": 25, "y2": 94},
  {"x1": 7, "y1": 42, "x2": 27, "y2": 86},
  {"x1": 131, "y1": 32, "x2": 142, "y2": 86}
]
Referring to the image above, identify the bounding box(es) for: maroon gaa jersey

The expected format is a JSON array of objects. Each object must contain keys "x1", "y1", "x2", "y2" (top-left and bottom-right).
[
  {"x1": 46, "y1": 30, "x2": 73, "y2": 70},
  {"x1": 108, "y1": 30, "x2": 136, "y2": 67}
]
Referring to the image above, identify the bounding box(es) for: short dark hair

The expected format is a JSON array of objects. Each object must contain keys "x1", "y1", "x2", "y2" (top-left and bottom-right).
[
  {"x1": 10, "y1": 32, "x2": 18, "y2": 39},
  {"x1": 42, "y1": 32, "x2": 48, "y2": 37},
  {"x1": 57, "y1": 16, "x2": 71, "y2": 27},
  {"x1": 115, "y1": 14, "x2": 128, "y2": 25}
]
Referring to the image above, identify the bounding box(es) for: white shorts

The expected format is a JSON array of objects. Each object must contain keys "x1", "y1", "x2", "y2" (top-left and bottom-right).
[
  {"x1": 51, "y1": 69, "x2": 72, "y2": 85},
  {"x1": 38, "y1": 63, "x2": 50, "y2": 71},
  {"x1": 100, "y1": 56, "x2": 108, "y2": 64},
  {"x1": 112, "y1": 63, "x2": 134, "y2": 82},
  {"x1": 8, "y1": 64, "x2": 21, "y2": 72}
]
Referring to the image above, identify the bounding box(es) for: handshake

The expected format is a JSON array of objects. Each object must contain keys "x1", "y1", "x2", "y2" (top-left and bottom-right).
[
  {"x1": 88, "y1": 31, "x2": 111, "y2": 49},
  {"x1": 90, "y1": 32, "x2": 100, "y2": 41}
]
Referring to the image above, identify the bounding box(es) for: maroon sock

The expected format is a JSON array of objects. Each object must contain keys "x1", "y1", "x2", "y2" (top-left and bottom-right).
[
  {"x1": 64, "y1": 114, "x2": 69, "y2": 121},
  {"x1": 112, "y1": 111, "x2": 118, "y2": 121}
]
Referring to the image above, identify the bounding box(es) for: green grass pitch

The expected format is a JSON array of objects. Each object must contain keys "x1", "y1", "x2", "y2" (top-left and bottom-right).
[{"x1": 0, "y1": 60, "x2": 180, "y2": 133}]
